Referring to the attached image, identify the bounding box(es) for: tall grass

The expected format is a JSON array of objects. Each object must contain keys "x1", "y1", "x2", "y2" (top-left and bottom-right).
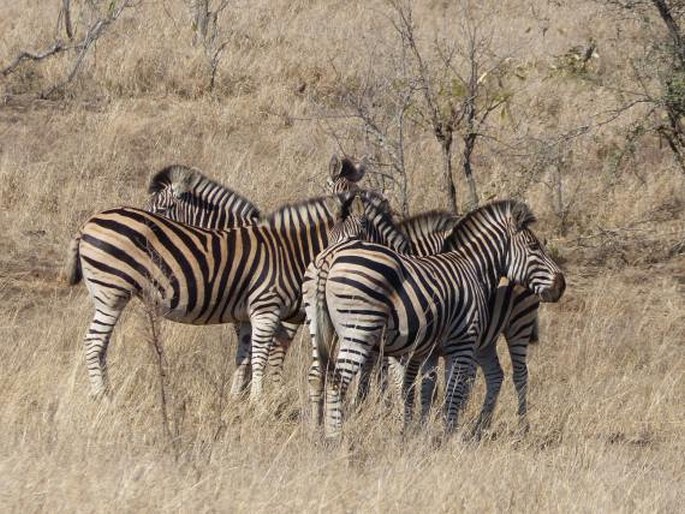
[{"x1": 0, "y1": 0, "x2": 683, "y2": 511}]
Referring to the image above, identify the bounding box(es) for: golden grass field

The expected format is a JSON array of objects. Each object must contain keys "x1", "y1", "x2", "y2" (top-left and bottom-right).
[{"x1": 1, "y1": 0, "x2": 684, "y2": 512}]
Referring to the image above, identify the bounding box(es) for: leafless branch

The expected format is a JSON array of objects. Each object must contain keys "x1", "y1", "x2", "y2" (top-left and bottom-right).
[
  {"x1": 1, "y1": 42, "x2": 67, "y2": 77},
  {"x1": 2, "y1": 0, "x2": 132, "y2": 98},
  {"x1": 63, "y1": 0, "x2": 74, "y2": 40},
  {"x1": 42, "y1": 1, "x2": 132, "y2": 99}
]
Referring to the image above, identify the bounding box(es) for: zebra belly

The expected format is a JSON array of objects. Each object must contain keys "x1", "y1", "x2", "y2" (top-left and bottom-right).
[{"x1": 156, "y1": 299, "x2": 249, "y2": 325}]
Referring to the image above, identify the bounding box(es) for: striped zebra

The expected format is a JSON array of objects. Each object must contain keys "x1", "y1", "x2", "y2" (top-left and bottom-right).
[
  {"x1": 143, "y1": 157, "x2": 369, "y2": 393},
  {"x1": 397, "y1": 210, "x2": 461, "y2": 257},
  {"x1": 64, "y1": 190, "x2": 401, "y2": 399},
  {"x1": 146, "y1": 164, "x2": 262, "y2": 227},
  {"x1": 145, "y1": 163, "x2": 287, "y2": 394},
  {"x1": 326, "y1": 207, "x2": 543, "y2": 435},
  {"x1": 398, "y1": 210, "x2": 543, "y2": 435},
  {"x1": 303, "y1": 200, "x2": 565, "y2": 437}
]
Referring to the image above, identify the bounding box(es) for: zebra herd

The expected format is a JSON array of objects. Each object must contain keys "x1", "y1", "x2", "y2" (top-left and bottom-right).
[{"x1": 65, "y1": 156, "x2": 565, "y2": 438}]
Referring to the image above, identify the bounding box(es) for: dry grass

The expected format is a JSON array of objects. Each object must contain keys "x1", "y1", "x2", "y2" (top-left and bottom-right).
[{"x1": 1, "y1": 0, "x2": 684, "y2": 512}]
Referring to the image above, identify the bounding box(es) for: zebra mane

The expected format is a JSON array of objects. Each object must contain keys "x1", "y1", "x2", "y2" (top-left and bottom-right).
[
  {"x1": 148, "y1": 164, "x2": 196, "y2": 194},
  {"x1": 444, "y1": 200, "x2": 536, "y2": 249},
  {"x1": 147, "y1": 164, "x2": 261, "y2": 218},
  {"x1": 261, "y1": 193, "x2": 348, "y2": 225},
  {"x1": 261, "y1": 190, "x2": 404, "y2": 245},
  {"x1": 399, "y1": 210, "x2": 461, "y2": 236}
]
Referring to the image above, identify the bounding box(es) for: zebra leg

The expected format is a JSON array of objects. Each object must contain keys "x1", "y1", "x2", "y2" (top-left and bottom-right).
[
  {"x1": 356, "y1": 347, "x2": 379, "y2": 405},
  {"x1": 443, "y1": 347, "x2": 477, "y2": 434},
  {"x1": 402, "y1": 358, "x2": 422, "y2": 430},
  {"x1": 472, "y1": 343, "x2": 504, "y2": 439},
  {"x1": 505, "y1": 329, "x2": 531, "y2": 434},
  {"x1": 324, "y1": 338, "x2": 374, "y2": 438},
  {"x1": 503, "y1": 286, "x2": 539, "y2": 434},
  {"x1": 267, "y1": 321, "x2": 298, "y2": 385},
  {"x1": 386, "y1": 356, "x2": 406, "y2": 409},
  {"x1": 419, "y1": 352, "x2": 439, "y2": 424},
  {"x1": 230, "y1": 322, "x2": 252, "y2": 397},
  {"x1": 248, "y1": 312, "x2": 281, "y2": 402},
  {"x1": 83, "y1": 300, "x2": 126, "y2": 398},
  {"x1": 308, "y1": 352, "x2": 324, "y2": 429}
]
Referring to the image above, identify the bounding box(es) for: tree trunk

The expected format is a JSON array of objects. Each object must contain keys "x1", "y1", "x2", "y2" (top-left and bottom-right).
[
  {"x1": 62, "y1": 0, "x2": 73, "y2": 40},
  {"x1": 441, "y1": 138, "x2": 458, "y2": 214},
  {"x1": 462, "y1": 132, "x2": 479, "y2": 211},
  {"x1": 462, "y1": 47, "x2": 479, "y2": 212},
  {"x1": 652, "y1": 0, "x2": 685, "y2": 68},
  {"x1": 192, "y1": 0, "x2": 211, "y2": 46}
]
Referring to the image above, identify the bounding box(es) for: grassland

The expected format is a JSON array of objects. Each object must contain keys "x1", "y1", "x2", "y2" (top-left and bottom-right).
[{"x1": 0, "y1": 1, "x2": 683, "y2": 512}]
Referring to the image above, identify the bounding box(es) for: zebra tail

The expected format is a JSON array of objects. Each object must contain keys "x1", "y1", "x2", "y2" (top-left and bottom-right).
[
  {"x1": 314, "y1": 265, "x2": 335, "y2": 378},
  {"x1": 63, "y1": 232, "x2": 83, "y2": 285}
]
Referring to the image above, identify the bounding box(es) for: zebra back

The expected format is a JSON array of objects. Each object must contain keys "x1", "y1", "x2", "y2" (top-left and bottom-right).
[{"x1": 146, "y1": 164, "x2": 261, "y2": 228}]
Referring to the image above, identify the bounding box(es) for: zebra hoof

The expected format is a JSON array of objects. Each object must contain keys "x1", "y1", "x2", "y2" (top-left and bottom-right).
[
  {"x1": 514, "y1": 420, "x2": 531, "y2": 439},
  {"x1": 89, "y1": 388, "x2": 110, "y2": 402}
]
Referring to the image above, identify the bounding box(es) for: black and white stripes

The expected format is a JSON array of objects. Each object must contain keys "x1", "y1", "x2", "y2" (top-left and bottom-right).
[
  {"x1": 146, "y1": 164, "x2": 261, "y2": 228},
  {"x1": 66, "y1": 195, "x2": 351, "y2": 397},
  {"x1": 65, "y1": 190, "x2": 402, "y2": 399},
  {"x1": 304, "y1": 200, "x2": 565, "y2": 437},
  {"x1": 66, "y1": 159, "x2": 566, "y2": 441}
]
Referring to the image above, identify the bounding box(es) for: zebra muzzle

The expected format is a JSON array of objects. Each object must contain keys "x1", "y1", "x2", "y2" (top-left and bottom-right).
[{"x1": 539, "y1": 273, "x2": 566, "y2": 303}]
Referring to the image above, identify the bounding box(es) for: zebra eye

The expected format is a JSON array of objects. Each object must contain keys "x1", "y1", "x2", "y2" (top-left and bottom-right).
[{"x1": 529, "y1": 240, "x2": 540, "y2": 251}]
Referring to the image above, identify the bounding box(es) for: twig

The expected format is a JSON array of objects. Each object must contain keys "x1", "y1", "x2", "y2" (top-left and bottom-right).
[
  {"x1": 2, "y1": 0, "x2": 132, "y2": 98},
  {"x1": 145, "y1": 304, "x2": 181, "y2": 460},
  {"x1": 1, "y1": 42, "x2": 67, "y2": 77}
]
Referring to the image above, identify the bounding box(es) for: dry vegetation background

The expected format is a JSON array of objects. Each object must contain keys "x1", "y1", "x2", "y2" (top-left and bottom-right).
[{"x1": 0, "y1": 0, "x2": 683, "y2": 512}]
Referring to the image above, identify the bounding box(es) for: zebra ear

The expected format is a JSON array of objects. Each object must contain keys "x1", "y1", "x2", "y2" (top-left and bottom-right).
[
  {"x1": 512, "y1": 201, "x2": 537, "y2": 231},
  {"x1": 329, "y1": 155, "x2": 343, "y2": 179},
  {"x1": 339, "y1": 157, "x2": 366, "y2": 183},
  {"x1": 350, "y1": 195, "x2": 365, "y2": 217},
  {"x1": 329, "y1": 154, "x2": 366, "y2": 183}
]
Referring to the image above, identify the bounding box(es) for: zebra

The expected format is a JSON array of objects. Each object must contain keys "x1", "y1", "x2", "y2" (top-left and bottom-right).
[
  {"x1": 64, "y1": 190, "x2": 403, "y2": 399},
  {"x1": 398, "y1": 210, "x2": 543, "y2": 435},
  {"x1": 146, "y1": 164, "x2": 262, "y2": 227},
  {"x1": 397, "y1": 210, "x2": 461, "y2": 257},
  {"x1": 143, "y1": 157, "x2": 369, "y2": 394},
  {"x1": 303, "y1": 200, "x2": 565, "y2": 437},
  {"x1": 324, "y1": 207, "x2": 543, "y2": 435},
  {"x1": 145, "y1": 163, "x2": 288, "y2": 394}
]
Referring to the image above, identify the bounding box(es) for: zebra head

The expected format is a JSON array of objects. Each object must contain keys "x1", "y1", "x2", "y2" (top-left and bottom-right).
[
  {"x1": 506, "y1": 202, "x2": 565, "y2": 303},
  {"x1": 145, "y1": 164, "x2": 194, "y2": 215},
  {"x1": 145, "y1": 164, "x2": 261, "y2": 228},
  {"x1": 330, "y1": 191, "x2": 409, "y2": 253},
  {"x1": 326, "y1": 155, "x2": 367, "y2": 194}
]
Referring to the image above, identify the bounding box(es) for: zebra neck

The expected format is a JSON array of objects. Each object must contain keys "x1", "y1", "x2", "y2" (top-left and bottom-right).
[
  {"x1": 267, "y1": 197, "x2": 336, "y2": 261},
  {"x1": 451, "y1": 234, "x2": 508, "y2": 295}
]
